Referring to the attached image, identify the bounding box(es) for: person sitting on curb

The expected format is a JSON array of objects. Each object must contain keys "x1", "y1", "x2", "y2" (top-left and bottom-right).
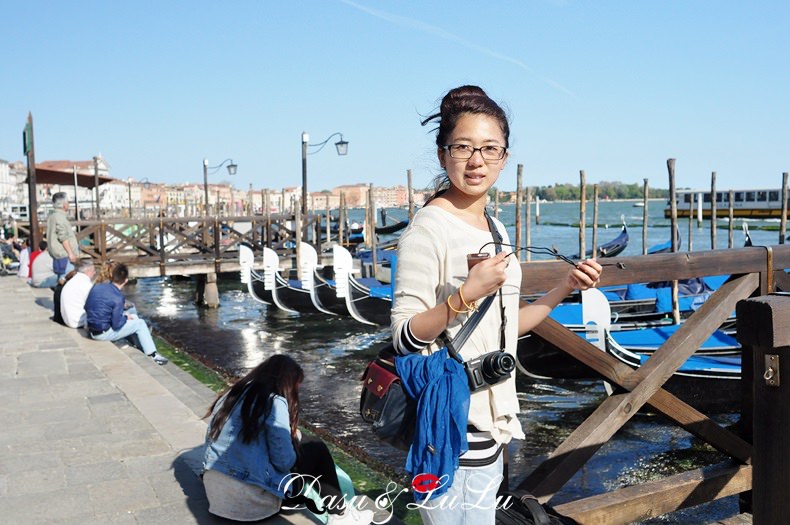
[
  {"x1": 52, "y1": 270, "x2": 77, "y2": 325},
  {"x1": 84, "y1": 262, "x2": 168, "y2": 365},
  {"x1": 30, "y1": 241, "x2": 58, "y2": 289},
  {"x1": 203, "y1": 354, "x2": 374, "y2": 524},
  {"x1": 61, "y1": 259, "x2": 97, "y2": 329},
  {"x1": 16, "y1": 238, "x2": 30, "y2": 282}
]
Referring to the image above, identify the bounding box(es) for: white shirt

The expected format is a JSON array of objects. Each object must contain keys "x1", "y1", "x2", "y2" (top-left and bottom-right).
[
  {"x1": 60, "y1": 272, "x2": 94, "y2": 328},
  {"x1": 16, "y1": 247, "x2": 30, "y2": 280}
]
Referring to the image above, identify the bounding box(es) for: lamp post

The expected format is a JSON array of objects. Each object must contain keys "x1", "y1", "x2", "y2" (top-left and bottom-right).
[
  {"x1": 202, "y1": 158, "x2": 237, "y2": 216},
  {"x1": 301, "y1": 132, "x2": 348, "y2": 217}
]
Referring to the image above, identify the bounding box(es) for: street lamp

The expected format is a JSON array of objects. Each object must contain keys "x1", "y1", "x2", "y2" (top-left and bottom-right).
[
  {"x1": 301, "y1": 132, "x2": 348, "y2": 217},
  {"x1": 202, "y1": 158, "x2": 237, "y2": 216}
]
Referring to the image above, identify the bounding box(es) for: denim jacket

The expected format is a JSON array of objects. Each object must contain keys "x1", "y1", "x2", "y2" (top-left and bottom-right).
[{"x1": 203, "y1": 392, "x2": 297, "y2": 498}]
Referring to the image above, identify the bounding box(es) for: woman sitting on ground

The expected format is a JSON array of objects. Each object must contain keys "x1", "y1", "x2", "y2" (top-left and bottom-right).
[{"x1": 202, "y1": 354, "x2": 374, "y2": 524}]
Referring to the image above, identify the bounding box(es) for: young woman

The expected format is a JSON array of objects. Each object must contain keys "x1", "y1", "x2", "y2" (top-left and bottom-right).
[
  {"x1": 202, "y1": 354, "x2": 374, "y2": 524},
  {"x1": 391, "y1": 85, "x2": 602, "y2": 524}
]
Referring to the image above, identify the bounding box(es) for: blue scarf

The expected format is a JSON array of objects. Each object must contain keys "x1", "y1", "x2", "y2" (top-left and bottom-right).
[{"x1": 396, "y1": 348, "x2": 470, "y2": 501}]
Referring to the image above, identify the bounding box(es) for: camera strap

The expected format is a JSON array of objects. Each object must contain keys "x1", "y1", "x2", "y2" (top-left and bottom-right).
[
  {"x1": 483, "y1": 212, "x2": 507, "y2": 353},
  {"x1": 445, "y1": 212, "x2": 506, "y2": 362}
]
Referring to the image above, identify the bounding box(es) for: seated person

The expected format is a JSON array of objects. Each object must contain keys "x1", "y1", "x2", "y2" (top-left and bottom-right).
[
  {"x1": 16, "y1": 238, "x2": 30, "y2": 281},
  {"x1": 84, "y1": 263, "x2": 168, "y2": 365},
  {"x1": 30, "y1": 243, "x2": 58, "y2": 289},
  {"x1": 52, "y1": 270, "x2": 77, "y2": 325},
  {"x1": 203, "y1": 355, "x2": 374, "y2": 524},
  {"x1": 28, "y1": 240, "x2": 45, "y2": 281},
  {"x1": 60, "y1": 260, "x2": 97, "y2": 328}
]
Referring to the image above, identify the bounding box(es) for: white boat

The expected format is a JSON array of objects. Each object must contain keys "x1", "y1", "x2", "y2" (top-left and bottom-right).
[{"x1": 665, "y1": 188, "x2": 789, "y2": 219}]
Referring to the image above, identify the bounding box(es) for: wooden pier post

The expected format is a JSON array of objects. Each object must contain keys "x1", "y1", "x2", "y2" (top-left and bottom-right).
[
  {"x1": 525, "y1": 187, "x2": 532, "y2": 262},
  {"x1": 264, "y1": 190, "x2": 272, "y2": 248},
  {"x1": 643, "y1": 179, "x2": 649, "y2": 255},
  {"x1": 737, "y1": 294, "x2": 790, "y2": 525},
  {"x1": 579, "y1": 170, "x2": 586, "y2": 260},
  {"x1": 688, "y1": 192, "x2": 694, "y2": 253},
  {"x1": 407, "y1": 169, "x2": 415, "y2": 221},
  {"x1": 325, "y1": 205, "x2": 331, "y2": 250},
  {"x1": 339, "y1": 192, "x2": 346, "y2": 246},
  {"x1": 711, "y1": 171, "x2": 717, "y2": 249},
  {"x1": 592, "y1": 184, "x2": 599, "y2": 258},
  {"x1": 515, "y1": 165, "x2": 523, "y2": 260},
  {"x1": 494, "y1": 190, "x2": 500, "y2": 220},
  {"x1": 367, "y1": 185, "x2": 377, "y2": 277},
  {"x1": 667, "y1": 159, "x2": 680, "y2": 324},
  {"x1": 780, "y1": 172, "x2": 788, "y2": 245},
  {"x1": 728, "y1": 190, "x2": 735, "y2": 248},
  {"x1": 295, "y1": 202, "x2": 302, "y2": 279}
]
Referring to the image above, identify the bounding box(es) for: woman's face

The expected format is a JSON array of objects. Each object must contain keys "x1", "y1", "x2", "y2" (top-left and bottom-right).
[{"x1": 438, "y1": 113, "x2": 508, "y2": 200}]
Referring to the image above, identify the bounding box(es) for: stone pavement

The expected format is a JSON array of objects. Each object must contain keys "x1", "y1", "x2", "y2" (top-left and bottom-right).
[{"x1": 0, "y1": 276, "x2": 387, "y2": 524}]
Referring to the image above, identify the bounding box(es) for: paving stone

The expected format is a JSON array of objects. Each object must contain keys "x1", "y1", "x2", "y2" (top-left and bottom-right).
[
  {"x1": 87, "y1": 477, "x2": 158, "y2": 513},
  {"x1": 0, "y1": 451, "x2": 62, "y2": 474},
  {"x1": 66, "y1": 460, "x2": 129, "y2": 486},
  {"x1": 6, "y1": 465, "x2": 67, "y2": 495}
]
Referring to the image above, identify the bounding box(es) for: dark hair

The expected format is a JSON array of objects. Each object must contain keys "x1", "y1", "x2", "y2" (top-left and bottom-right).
[
  {"x1": 38, "y1": 240, "x2": 47, "y2": 251},
  {"x1": 111, "y1": 263, "x2": 129, "y2": 284},
  {"x1": 206, "y1": 354, "x2": 304, "y2": 444},
  {"x1": 421, "y1": 85, "x2": 510, "y2": 201}
]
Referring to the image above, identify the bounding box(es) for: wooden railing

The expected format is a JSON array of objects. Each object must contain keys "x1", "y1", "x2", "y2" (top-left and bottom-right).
[
  {"x1": 515, "y1": 244, "x2": 790, "y2": 524},
  {"x1": 18, "y1": 213, "x2": 323, "y2": 278}
]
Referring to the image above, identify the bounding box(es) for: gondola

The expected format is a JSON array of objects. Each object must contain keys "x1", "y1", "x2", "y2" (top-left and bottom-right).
[
  {"x1": 333, "y1": 245, "x2": 392, "y2": 326},
  {"x1": 603, "y1": 330, "x2": 741, "y2": 414},
  {"x1": 308, "y1": 245, "x2": 353, "y2": 316},
  {"x1": 239, "y1": 242, "x2": 273, "y2": 306},
  {"x1": 516, "y1": 285, "x2": 739, "y2": 381},
  {"x1": 242, "y1": 243, "x2": 324, "y2": 314},
  {"x1": 569, "y1": 220, "x2": 629, "y2": 259}
]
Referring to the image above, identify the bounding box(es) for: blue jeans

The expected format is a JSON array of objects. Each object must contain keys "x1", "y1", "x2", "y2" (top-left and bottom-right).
[
  {"x1": 53, "y1": 257, "x2": 74, "y2": 279},
  {"x1": 91, "y1": 315, "x2": 157, "y2": 356},
  {"x1": 35, "y1": 275, "x2": 59, "y2": 289},
  {"x1": 417, "y1": 454, "x2": 504, "y2": 525}
]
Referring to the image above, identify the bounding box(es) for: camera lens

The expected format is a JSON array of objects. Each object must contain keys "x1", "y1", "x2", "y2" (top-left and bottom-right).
[{"x1": 482, "y1": 352, "x2": 516, "y2": 380}]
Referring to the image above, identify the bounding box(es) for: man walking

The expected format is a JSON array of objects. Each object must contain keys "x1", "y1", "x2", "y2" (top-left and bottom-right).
[
  {"x1": 46, "y1": 192, "x2": 79, "y2": 279},
  {"x1": 84, "y1": 262, "x2": 168, "y2": 365}
]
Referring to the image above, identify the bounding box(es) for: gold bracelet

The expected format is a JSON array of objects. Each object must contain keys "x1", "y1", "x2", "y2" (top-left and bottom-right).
[
  {"x1": 458, "y1": 284, "x2": 478, "y2": 312},
  {"x1": 447, "y1": 293, "x2": 471, "y2": 314}
]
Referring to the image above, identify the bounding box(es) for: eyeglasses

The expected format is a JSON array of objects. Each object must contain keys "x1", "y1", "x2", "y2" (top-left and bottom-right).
[
  {"x1": 475, "y1": 242, "x2": 579, "y2": 267},
  {"x1": 443, "y1": 144, "x2": 507, "y2": 161}
]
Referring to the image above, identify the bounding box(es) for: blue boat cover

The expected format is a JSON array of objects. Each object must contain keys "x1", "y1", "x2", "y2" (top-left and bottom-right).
[{"x1": 612, "y1": 325, "x2": 739, "y2": 350}]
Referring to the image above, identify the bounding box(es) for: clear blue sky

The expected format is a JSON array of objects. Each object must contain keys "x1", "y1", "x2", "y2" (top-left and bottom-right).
[{"x1": 2, "y1": 1, "x2": 788, "y2": 192}]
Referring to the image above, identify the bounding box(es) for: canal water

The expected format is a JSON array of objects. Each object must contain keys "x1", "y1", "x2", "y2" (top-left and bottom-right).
[{"x1": 124, "y1": 201, "x2": 783, "y2": 523}]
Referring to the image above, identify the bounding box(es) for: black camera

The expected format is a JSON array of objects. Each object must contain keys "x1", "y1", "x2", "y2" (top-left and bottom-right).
[{"x1": 464, "y1": 350, "x2": 516, "y2": 392}]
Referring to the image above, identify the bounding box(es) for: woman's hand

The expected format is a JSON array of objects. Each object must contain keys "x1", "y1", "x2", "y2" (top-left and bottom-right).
[
  {"x1": 565, "y1": 258, "x2": 603, "y2": 291},
  {"x1": 462, "y1": 251, "x2": 510, "y2": 303}
]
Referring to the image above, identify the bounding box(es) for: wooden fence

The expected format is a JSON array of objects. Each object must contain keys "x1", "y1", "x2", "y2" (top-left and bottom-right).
[
  {"x1": 516, "y1": 244, "x2": 790, "y2": 524},
  {"x1": 16, "y1": 214, "x2": 324, "y2": 278}
]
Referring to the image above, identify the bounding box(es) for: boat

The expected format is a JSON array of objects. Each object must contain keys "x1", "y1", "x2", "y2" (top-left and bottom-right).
[
  {"x1": 633, "y1": 201, "x2": 645, "y2": 208},
  {"x1": 333, "y1": 245, "x2": 392, "y2": 326},
  {"x1": 239, "y1": 242, "x2": 273, "y2": 305},
  {"x1": 516, "y1": 275, "x2": 738, "y2": 380},
  {"x1": 241, "y1": 242, "x2": 327, "y2": 315},
  {"x1": 664, "y1": 188, "x2": 790, "y2": 219},
  {"x1": 603, "y1": 331, "x2": 740, "y2": 413},
  {"x1": 569, "y1": 219, "x2": 629, "y2": 259}
]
